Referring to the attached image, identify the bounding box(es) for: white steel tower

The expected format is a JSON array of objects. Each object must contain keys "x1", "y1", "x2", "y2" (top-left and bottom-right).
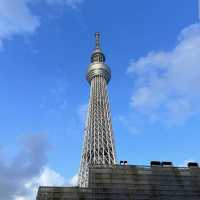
[{"x1": 78, "y1": 33, "x2": 116, "y2": 187}]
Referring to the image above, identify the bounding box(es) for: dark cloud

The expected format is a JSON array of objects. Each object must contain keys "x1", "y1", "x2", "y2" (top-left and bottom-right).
[{"x1": 0, "y1": 133, "x2": 50, "y2": 200}]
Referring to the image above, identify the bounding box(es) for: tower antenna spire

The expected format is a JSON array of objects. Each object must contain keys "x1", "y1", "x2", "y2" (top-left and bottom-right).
[
  {"x1": 90, "y1": 32, "x2": 106, "y2": 63},
  {"x1": 95, "y1": 32, "x2": 100, "y2": 49}
]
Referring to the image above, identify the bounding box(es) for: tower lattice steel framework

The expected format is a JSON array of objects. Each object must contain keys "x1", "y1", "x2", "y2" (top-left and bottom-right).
[{"x1": 78, "y1": 33, "x2": 116, "y2": 187}]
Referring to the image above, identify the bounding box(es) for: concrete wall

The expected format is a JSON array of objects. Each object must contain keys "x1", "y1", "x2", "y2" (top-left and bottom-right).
[{"x1": 37, "y1": 165, "x2": 200, "y2": 200}]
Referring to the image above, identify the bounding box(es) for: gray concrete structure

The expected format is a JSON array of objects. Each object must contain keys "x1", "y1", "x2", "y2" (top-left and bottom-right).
[{"x1": 37, "y1": 164, "x2": 200, "y2": 200}]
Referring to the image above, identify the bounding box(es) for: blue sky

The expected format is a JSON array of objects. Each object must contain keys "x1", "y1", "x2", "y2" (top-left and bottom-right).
[{"x1": 0, "y1": 0, "x2": 200, "y2": 199}]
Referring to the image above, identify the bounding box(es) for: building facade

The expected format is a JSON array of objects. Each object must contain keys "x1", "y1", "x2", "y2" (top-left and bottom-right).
[{"x1": 37, "y1": 164, "x2": 200, "y2": 200}]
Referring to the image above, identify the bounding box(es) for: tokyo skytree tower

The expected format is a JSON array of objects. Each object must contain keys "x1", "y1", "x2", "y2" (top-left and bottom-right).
[{"x1": 78, "y1": 33, "x2": 116, "y2": 187}]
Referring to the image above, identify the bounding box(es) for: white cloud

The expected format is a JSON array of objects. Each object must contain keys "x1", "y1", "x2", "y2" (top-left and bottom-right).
[
  {"x1": 0, "y1": 0, "x2": 40, "y2": 46},
  {"x1": 0, "y1": 0, "x2": 84, "y2": 46},
  {"x1": 36, "y1": 167, "x2": 65, "y2": 186},
  {"x1": 127, "y1": 23, "x2": 200, "y2": 124},
  {"x1": 0, "y1": 133, "x2": 50, "y2": 200},
  {"x1": 68, "y1": 173, "x2": 78, "y2": 186},
  {"x1": 16, "y1": 169, "x2": 78, "y2": 200},
  {"x1": 0, "y1": 133, "x2": 79, "y2": 200},
  {"x1": 45, "y1": 0, "x2": 84, "y2": 8},
  {"x1": 15, "y1": 167, "x2": 66, "y2": 200}
]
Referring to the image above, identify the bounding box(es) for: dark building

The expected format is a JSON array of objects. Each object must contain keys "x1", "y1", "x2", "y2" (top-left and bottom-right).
[{"x1": 37, "y1": 163, "x2": 200, "y2": 199}]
